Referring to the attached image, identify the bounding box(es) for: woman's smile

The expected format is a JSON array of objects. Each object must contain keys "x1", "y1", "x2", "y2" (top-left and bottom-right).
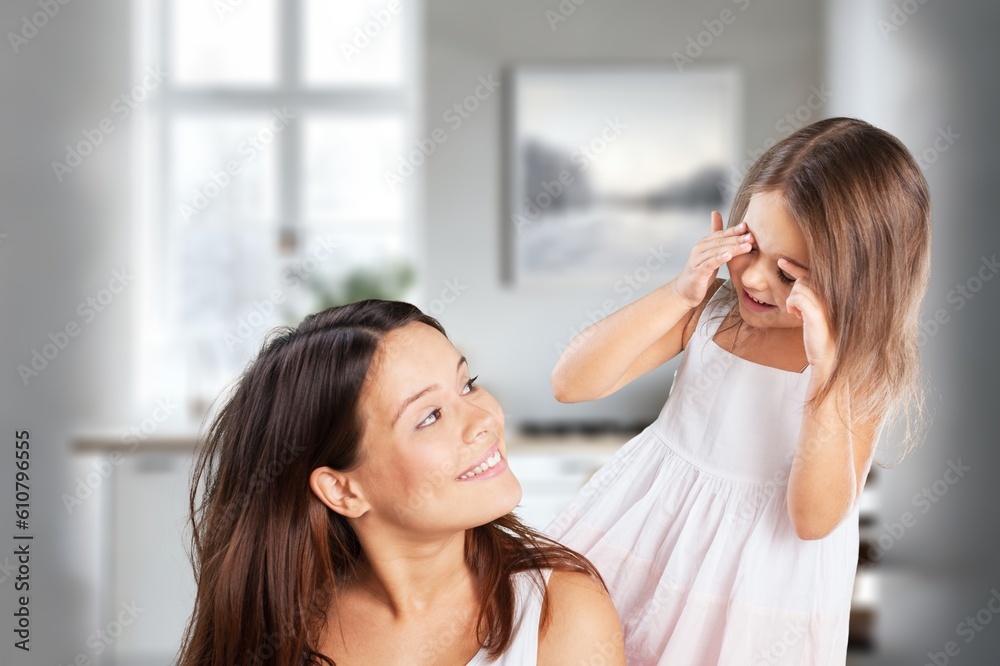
[{"x1": 456, "y1": 440, "x2": 508, "y2": 481}]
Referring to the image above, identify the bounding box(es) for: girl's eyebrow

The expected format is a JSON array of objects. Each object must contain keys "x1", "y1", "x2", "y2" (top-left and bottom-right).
[{"x1": 744, "y1": 223, "x2": 809, "y2": 269}]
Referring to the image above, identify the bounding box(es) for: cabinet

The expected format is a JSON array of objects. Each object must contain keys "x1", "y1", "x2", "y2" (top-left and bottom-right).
[{"x1": 74, "y1": 429, "x2": 878, "y2": 661}]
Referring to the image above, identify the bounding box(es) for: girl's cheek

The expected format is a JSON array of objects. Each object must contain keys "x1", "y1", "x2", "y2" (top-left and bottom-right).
[{"x1": 727, "y1": 255, "x2": 749, "y2": 272}]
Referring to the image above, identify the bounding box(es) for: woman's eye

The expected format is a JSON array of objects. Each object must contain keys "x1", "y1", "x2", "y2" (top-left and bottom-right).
[
  {"x1": 418, "y1": 409, "x2": 441, "y2": 429},
  {"x1": 417, "y1": 376, "x2": 479, "y2": 429},
  {"x1": 777, "y1": 268, "x2": 796, "y2": 285}
]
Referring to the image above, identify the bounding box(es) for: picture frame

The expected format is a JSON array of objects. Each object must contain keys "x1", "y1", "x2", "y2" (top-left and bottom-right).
[{"x1": 503, "y1": 62, "x2": 742, "y2": 289}]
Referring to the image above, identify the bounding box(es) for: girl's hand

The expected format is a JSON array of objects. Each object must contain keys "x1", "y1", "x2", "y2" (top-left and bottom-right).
[
  {"x1": 779, "y1": 258, "x2": 837, "y2": 377},
  {"x1": 672, "y1": 211, "x2": 754, "y2": 308}
]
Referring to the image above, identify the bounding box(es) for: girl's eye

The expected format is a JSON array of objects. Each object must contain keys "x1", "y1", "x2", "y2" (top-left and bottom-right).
[
  {"x1": 777, "y1": 268, "x2": 796, "y2": 285},
  {"x1": 417, "y1": 375, "x2": 480, "y2": 429}
]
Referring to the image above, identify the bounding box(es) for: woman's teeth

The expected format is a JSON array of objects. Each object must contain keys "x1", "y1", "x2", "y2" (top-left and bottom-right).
[
  {"x1": 750, "y1": 294, "x2": 769, "y2": 305},
  {"x1": 458, "y1": 451, "x2": 502, "y2": 480}
]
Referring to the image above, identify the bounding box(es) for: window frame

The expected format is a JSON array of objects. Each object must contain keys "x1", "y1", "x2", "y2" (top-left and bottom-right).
[{"x1": 130, "y1": 0, "x2": 423, "y2": 417}]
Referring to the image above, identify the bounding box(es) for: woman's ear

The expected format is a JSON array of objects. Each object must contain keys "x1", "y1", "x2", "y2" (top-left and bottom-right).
[{"x1": 309, "y1": 466, "x2": 370, "y2": 518}]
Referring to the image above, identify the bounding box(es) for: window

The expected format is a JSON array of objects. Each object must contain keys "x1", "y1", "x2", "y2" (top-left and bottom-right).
[{"x1": 132, "y1": 0, "x2": 421, "y2": 419}]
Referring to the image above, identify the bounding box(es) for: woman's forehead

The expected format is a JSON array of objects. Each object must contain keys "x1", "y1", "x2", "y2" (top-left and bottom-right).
[{"x1": 363, "y1": 323, "x2": 461, "y2": 414}]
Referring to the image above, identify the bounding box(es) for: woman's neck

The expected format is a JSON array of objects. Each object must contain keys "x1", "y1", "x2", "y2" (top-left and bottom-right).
[{"x1": 351, "y1": 529, "x2": 475, "y2": 619}]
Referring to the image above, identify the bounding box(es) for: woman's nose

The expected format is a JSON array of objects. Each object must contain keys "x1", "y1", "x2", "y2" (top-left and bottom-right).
[{"x1": 462, "y1": 401, "x2": 498, "y2": 445}]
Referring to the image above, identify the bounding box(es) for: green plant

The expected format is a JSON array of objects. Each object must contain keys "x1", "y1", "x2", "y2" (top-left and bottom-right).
[{"x1": 281, "y1": 260, "x2": 417, "y2": 324}]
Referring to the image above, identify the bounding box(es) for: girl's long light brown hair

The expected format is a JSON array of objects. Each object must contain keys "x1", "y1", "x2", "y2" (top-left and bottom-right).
[
  {"x1": 175, "y1": 299, "x2": 604, "y2": 666},
  {"x1": 717, "y1": 117, "x2": 932, "y2": 465}
]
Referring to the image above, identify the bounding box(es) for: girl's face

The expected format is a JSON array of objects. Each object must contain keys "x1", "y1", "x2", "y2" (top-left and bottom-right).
[
  {"x1": 726, "y1": 189, "x2": 810, "y2": 330},
  {"x1": 351, "y1": 322, "x2": 521, "y2": 534}
]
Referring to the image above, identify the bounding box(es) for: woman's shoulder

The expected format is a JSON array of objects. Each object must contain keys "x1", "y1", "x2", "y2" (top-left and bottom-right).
[{"x1": 536, "y1": 570, "x2": 625, "y2": 665}]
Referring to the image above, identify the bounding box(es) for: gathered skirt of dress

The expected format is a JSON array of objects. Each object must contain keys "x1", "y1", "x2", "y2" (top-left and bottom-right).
[{"x1": 543, "y1": 284, "x2": 862, "y2": 665}]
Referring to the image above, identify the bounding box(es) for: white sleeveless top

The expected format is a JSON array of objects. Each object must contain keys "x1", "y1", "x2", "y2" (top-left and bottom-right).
[
  {"x1": 545, "y1": 282, "x2": 873, "y2": 664},
  {"x1": 465, "y1": 568, "x2": 553, "y2": 665}
]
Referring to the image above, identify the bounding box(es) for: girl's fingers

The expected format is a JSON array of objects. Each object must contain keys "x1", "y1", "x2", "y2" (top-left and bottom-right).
[
  {"x1": 786, "y1": 294, "x2": 804, "y2": 320},
  {"x1": 690, "y1": 241, "x2": 748, "y2": 274},
  {"x1": 694, "y1": 247, "x2": 732, "y2": 269},
  {"x1": 710, "y1": 210, "x2": 723, "y2": 234},
  {"x1": 696, "y1": 230, "x2": 753, "y2": 255},
  {"x1": 712, "y1": 235, "x2": 753, "y2": 257},
  {"x1": 696, "y1": 250, "x2": 729, "y2": 272},
  {"x1": 787, "y1": 285, "x2": 824, "y2": 321},
  {"x1": 702, "y1": 220, "x2": 747, "y2": 245},
  {"x1": 777, "y1": 257, "x2": 807, "y2": 279}
]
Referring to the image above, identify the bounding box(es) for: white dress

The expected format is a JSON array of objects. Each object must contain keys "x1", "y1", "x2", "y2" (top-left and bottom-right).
[
  {"x1": 544, "y1": 283, "x2": 863, "y2": 665},
  {"x1": 466, "y1": 568, "x2": 553, "y2": 665}
]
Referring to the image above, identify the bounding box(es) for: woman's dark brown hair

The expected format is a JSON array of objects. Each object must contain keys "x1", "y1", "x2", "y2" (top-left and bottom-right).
[{"x1": 176, "y1": 299, "x2": 605, "y2": 665}]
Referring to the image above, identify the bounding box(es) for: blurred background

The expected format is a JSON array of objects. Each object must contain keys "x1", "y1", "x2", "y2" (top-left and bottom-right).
[{"x1": 1, "y1": 0, "x2": 999, "y2": 664}]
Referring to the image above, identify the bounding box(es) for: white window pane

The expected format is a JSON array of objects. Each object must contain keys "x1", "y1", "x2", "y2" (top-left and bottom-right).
[
  {"x1": 171, "y1": 0, "x2": 278, "y2": 86},
  {"x1": 168, "y1": 115, "x2": 280, "y2": 228},
  {"x1": 302, "y1": 116, "x2": 403, "y2": 222},
  {"x1": 304, "y1": 0, "x2": 405, "y2": 87},
  {"x1": 165, "y1": 228, "x2": 283, "y2": 404}
]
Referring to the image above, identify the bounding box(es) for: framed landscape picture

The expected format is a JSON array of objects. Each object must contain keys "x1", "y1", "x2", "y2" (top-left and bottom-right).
[{"x1": 504, "y1": 63, "x2": 742, "y2": 289}]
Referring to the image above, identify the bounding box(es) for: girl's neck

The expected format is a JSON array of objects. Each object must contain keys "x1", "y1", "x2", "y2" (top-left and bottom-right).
[
  {"x1": 718, "y1": 313, "x2": 809, "y2": 372},
  {"x1": 734, "y1": 316, "x2": 804, "y2": 348}
]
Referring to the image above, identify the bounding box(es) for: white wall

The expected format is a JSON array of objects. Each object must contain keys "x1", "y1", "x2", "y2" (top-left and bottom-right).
[
  {"x1": 0, "y1": 2, "x2": 138, "y2": 664},
  {"x1": 825, "y1": 1, "x2": 1000, "y2": 661},
  {"x1": 423, "y1": 0, "x2": 827, "y2": 428}
]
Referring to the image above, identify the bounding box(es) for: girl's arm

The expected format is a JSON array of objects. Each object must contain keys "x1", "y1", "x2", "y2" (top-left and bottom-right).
[
  {"x1": 551, "y1": 213, "x2": 754, "y2": 403},
  {"x1": 779, "y1": 256, "x2": 882, "y2": 540},
  {"x1": 786, "y1": 371, "x2": 882, "y2": 540},
  {"x1": 551, "y1": 278, "x2": 709, "y2": 403}
]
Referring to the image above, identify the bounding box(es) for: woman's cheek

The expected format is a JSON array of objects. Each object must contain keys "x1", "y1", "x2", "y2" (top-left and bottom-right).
[{"x1": 480, "y1": 391, "x2": 505, "y2": 428}]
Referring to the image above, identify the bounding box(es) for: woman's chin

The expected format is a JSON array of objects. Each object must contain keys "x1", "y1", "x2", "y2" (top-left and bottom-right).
[{"x1": 471, "y1": 476, "x2": 523, "y2": 526}]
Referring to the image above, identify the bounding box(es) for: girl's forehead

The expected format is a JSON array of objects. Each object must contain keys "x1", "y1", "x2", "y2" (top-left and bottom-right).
[{"x1": 742, "y1": 191, "x2": 809, "y2": 264}]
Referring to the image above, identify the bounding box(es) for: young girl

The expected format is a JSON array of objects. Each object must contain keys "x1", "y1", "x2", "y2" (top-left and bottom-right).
[{"x1": 544, "y1": 117, "x2": 931, "y2": 664}]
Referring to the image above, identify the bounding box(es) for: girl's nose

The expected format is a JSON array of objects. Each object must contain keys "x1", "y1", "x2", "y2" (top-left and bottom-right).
[{"x1": 741, "y1": 257, "x2": 769, "y2": 291}]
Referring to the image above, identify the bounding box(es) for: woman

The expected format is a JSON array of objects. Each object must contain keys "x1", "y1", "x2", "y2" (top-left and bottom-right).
[{"x1": 177, "y1": 299, "x2": 625, "y2": 665}]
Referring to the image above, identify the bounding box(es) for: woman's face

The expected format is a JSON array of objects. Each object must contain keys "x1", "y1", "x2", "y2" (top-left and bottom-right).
[
  {"x1": 350, "y1": 321, "x2": 521, "y2": 534},
  {"x1": 726, "y1": 189, "x2": 810, "y2": 330}
]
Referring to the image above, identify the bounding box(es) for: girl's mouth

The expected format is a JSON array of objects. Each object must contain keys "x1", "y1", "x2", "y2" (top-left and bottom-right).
[{"x1": 742, "y1": 288, "x2": 777, "y2": 312}]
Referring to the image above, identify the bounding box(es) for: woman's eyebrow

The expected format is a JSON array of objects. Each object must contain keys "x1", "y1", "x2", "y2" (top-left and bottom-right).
[{"x1": 392, "y1": 356, "x2": 468, "y2": 426}]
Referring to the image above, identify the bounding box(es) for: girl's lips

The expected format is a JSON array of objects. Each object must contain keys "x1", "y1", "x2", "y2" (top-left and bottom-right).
[{"x1": 742, "y1": 287, "x2": 777, "y2": 313}]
